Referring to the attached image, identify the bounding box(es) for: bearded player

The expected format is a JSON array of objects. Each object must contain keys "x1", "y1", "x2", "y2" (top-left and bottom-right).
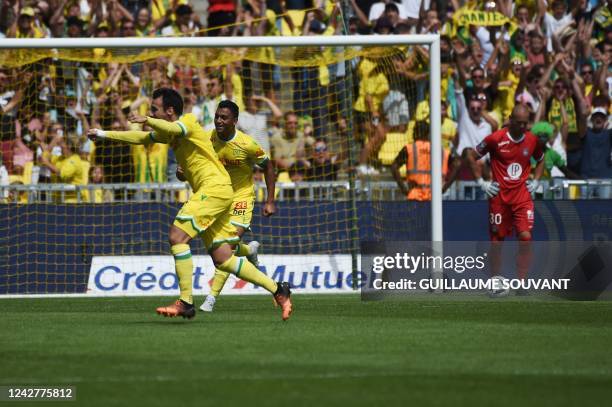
[
  {"x1": 467, "y1": 104, "x2": 545, "y2": 281},
  {"x1": 177, "y1": 100, "x2": 276, "y2": 313}
]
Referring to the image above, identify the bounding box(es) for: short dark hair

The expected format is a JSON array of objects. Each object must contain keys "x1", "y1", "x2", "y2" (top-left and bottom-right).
[
  {"x1": 218, "y1": 100, "x2": 239, "y2": 119},
  {"x1": 384, "y1": 2, "x2": 399, "y2": 13},
  {"x1": 415, "y1": 121, "x2": 429, "y2": 141},
  {"x1": 66, "y1": 16, "x2": 84, "y2": 28},
  {"x1": 526, "y1": 65, "x2": 543, "y2": 83},
  {"x1": 471, "y1": 66, "x2": 484, "y2": 74},
  {"x1": 551, "y1": 0, "x2": 566, "y2": 8},
  {"x1": 176, "y1": 4, "x2": 192, "y2": 16},
  {"x1": 595, "y1": 41, "x2": 607, "y2": 53},
  {"x1": 152, "y1": 87, "x2": 184, "y2": 116}
]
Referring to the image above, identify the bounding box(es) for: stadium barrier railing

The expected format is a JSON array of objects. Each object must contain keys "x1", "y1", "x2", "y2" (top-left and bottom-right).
[{"x1": 2, "y1": 179, "x2": 611, "y2": 203}]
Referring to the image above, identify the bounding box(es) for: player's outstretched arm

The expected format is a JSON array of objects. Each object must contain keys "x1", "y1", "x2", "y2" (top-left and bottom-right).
[
  {"x1": 141, "y1": 116, "x2": 185, "y2": 138},
  {"x1": 87, "y1": 128, "x2": 154, "y2": 145},
  {"x1": 127, "y1": 113, "x2": 178, "y2": 142}
]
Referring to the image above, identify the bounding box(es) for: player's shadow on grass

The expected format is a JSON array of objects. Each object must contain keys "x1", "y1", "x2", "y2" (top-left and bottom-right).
[{"x1": 127, "y1": 319, "x2": 275, "y2": 326}]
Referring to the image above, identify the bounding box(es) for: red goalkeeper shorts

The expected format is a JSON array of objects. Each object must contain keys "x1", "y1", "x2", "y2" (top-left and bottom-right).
[{"x1": 488, "y1": 196, "x2": 534, "y2": 239}]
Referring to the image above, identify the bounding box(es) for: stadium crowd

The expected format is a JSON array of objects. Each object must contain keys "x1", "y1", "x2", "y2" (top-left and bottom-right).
[{"x1": 0, "y1": 0, "x2": 610, "y2": 202}]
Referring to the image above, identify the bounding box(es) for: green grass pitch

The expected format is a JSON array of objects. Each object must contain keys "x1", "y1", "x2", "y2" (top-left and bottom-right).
[{"x1": 1, "y1": 294, "x2": 612, "y2": 406}]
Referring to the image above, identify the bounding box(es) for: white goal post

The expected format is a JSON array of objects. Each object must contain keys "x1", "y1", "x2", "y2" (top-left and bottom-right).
[{"x1": 1, "y1": 34, "x2": 443, "y2": 242}]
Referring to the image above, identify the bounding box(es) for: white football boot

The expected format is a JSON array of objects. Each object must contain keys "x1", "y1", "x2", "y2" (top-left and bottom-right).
[
  {"x1": 199, "y1": 295, "x2": 216, "y2": 312},
  {"x1": 246, "y1": 241, "x2": 260, "y2": 267}
]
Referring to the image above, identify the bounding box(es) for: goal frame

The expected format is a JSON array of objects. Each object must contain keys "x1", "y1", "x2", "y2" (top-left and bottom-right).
[{"x1": 1, "y1": 34, "x2": 443, "y2": 242}]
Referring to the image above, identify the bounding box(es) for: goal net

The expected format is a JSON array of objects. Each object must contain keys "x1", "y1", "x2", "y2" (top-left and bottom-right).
[{"x1": 0, "y1": 35, "x2": 441, "y2": 296}]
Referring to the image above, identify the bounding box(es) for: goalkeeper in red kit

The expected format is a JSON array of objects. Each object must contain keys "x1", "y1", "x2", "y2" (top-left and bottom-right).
[{"x1": 466, "y1": 104, "x2": 545, "y2": 281}]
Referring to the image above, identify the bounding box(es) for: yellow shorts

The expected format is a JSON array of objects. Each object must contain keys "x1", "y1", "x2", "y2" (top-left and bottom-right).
[
  {"x1": 229, "y1": 194, "x2": 255, "y2": 230},
  {"x1": 173, "y1": 185, "x2": 239, "y2": 251}
]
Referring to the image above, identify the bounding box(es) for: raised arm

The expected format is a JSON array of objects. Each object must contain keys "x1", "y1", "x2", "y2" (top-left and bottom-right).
[
  {"x1": 254, "y1": 94, "x2": 282, "y2": 119},
  {"x1": 112, "y1": 0, "x2": 134, "y2": 23},
  {"x1": 122, "y1": 64, "x2": 140, "y2": 87},
  {"x1": 498, "y1": 0, "x2": 513, "y2": 18},
  {"x1": 535, "y1": 0, "x2": 547, "y2": 27},
  {"x1": 224, "y1": 64, "x2": 234, "y2": 101},
  {"x1": 482, "y1": 110, "x2": 499, "y2": 132},
  {"x1": 533, "y1": 87, "x2": 551, "y2": 122},
  {"x1": 50, "y1": 0, "x2": 68, "y2": 28},
  {"x1": 538, "y1": 53, "x2": 564, "y2": 88},
  {"x1": 567, "y1": 64, "x2": 588, "y2": 122},
  {"x1": 348, "y1": 0, "x2": 369, "y2": 28},
  {"x1": 558, "y1": 100, "x2": 570, "y2": 146},
  {"x1": 595, "y1": 54, "x2": 610, "y2": 97}
]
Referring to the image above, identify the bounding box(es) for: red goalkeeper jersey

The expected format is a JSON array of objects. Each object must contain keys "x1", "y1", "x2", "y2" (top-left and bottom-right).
[{"x1": 475, "y1": 128, "x2": 544, "y2": 204}]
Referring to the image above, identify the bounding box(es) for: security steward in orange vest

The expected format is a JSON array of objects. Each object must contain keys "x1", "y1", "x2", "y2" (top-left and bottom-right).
[{"x1": 391, "y1": 121, "x2": 449, "y2": 201}]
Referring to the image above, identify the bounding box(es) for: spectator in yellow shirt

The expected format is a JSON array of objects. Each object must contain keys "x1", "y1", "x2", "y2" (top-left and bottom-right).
[
  {"x1": 354, "y1": 59, "x2": 390, "y2": 175},
  {"x1": 39, "y1": 136, "x2": 86, "y2": 203},
  {"x1": 8, "y1": 7, "x2": 46, "y2": 38}
]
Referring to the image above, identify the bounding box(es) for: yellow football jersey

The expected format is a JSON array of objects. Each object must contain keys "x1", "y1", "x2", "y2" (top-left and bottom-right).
[
  {"x1": 210, "y1": 129, "x2": 268, "y2": 196},
  {"x1": 105, "y1": 113, "x2": 232, "y2": 193},
  {"x1": 51, "y1": 153, "x2": 85, "y2": 203},
  {"x1": 169, "y1": 113, "x2": 232, "y2": 192}
]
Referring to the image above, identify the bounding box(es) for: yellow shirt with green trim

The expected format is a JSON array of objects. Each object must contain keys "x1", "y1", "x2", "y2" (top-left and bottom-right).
[
  {"x1": 168, "y1": 113, "x2": 232, "y2": 192},
  {"x1": 210, "y1": 129, "x2": 268, "y2": 197},
  {"x1": 104, "y1": 113, "x2": 232, "y2": 192}
]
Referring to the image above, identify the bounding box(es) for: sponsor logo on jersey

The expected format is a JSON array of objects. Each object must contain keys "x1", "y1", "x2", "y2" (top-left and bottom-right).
[
  {"x1": 498, "y1": 140, "x2": 510, "y2": 147},
  {"x1": 233, "y1": 200, "x2": 248, "y2": 216},
  {"x1": 220, "y1": 158, "x2": 242, "y2": 166},
  {"x1": 507, "y1": 163, "x2": 523, "y2": 180}
]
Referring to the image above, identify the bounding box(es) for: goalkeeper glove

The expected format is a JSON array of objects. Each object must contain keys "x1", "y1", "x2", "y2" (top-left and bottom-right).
[
  {"x1": 477, "y1": 178, "x2": 500, "y2": 198},
  {"x1": 526, "y1": 179, "x2": 539, "y2": 193}
]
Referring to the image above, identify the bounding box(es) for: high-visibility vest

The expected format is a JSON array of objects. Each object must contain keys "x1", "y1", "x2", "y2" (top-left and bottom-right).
[{"x1": 405, "y1": 140, "x2": 449, "y2": 201}]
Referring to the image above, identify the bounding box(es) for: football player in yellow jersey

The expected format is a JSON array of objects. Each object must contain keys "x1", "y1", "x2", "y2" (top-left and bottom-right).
[
  {"x1": 87, "y1": 88, "x2": 292, "y2": 321},
  {"x1": 187, "y1": 100, "x2": 276, "y2": 313}
]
